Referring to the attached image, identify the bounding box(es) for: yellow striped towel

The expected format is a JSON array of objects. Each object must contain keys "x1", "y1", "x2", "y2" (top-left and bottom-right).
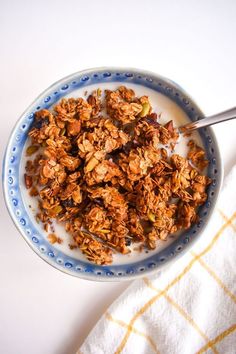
[{"x1": 78, "y1": 166, "x2": 236, "y2": 354}]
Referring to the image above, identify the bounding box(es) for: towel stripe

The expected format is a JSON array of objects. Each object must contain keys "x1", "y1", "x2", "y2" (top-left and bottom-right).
[
  {"x1": 114, "y1": 212, "x2": 236, "y2": 354},
  {"x1": 143, "y1": 278, "x2": 218, "y2": 354},
  {"x1": 105, "y1": 312, "x2": 160, "y2": 354},
  {"x1": 192, "y1": 252, "x2": 236, "y2": 304},
  {"x1": 193, "y1": 212, "x2": 236, "y2": 261},
  {"x1": 219, "y1": 210, "x2": 236, "y2": 232},
  {"x1": 196, "y1": 324, "x2": 236, "y2": 354}
]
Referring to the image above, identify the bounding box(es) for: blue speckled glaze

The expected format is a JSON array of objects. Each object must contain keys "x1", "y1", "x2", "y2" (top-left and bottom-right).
[{"x1": 2, "y1": 68, "x2": 222, "y2": 281}]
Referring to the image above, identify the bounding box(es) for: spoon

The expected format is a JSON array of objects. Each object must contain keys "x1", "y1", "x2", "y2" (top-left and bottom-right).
[{"x1": 179, "y1": 107, "x2": 236, "y2": 133}]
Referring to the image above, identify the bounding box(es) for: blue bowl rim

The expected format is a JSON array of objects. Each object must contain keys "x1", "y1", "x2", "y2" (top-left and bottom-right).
[{"x1": 2, "y1": 67, "x2": 223, "y2": 281}]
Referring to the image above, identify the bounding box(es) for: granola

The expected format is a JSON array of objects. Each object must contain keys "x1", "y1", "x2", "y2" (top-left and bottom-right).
[{"x1": 25, "y1": 86, "x2": 211, "y2": 264}]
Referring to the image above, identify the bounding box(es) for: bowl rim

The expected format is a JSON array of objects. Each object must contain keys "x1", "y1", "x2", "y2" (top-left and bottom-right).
[{"x1": 2, "y1": 66, "x2": 223, "y2": 281}]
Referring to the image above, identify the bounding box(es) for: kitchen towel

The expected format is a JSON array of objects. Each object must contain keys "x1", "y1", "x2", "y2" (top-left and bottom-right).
[{"x1": 78, "y1": 166, "x2": 236, "y2": 354}]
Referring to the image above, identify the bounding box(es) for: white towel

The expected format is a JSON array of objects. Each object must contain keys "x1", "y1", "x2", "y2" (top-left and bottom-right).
[{"x1": 78, "y1": 166, "x2": 236, "y2": 354}]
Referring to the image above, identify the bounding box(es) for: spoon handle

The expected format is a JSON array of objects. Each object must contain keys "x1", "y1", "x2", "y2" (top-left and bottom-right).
[{"x1": 179, "y1": 107, "x2": 236, "y2": 133}]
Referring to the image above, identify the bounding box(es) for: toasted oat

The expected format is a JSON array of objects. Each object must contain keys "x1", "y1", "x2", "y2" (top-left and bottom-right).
[
  {"x1": 74, "y1": 230, "x2": 112, "y2": 265},
  {"x1": 25, "y1": 86, "x2": 211, "y2": 265}
]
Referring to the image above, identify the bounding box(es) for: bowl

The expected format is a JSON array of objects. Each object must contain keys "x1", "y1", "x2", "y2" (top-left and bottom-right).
[{"x1": 2, "y1": 67, "x2": 222, "y2": 281}]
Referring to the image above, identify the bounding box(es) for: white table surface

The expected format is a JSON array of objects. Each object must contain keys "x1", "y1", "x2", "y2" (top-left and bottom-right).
[{"x1": 1, "y1": 1, "x2": 236, "y2": 353}]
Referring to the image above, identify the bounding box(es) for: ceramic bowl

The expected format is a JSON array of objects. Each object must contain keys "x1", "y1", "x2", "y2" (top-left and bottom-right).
[{"x1": 2, "y1": 67, "x2": 222, "y2": 281}]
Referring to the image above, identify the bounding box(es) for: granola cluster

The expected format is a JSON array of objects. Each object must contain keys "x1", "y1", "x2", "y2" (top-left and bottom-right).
[{"x1": 24, "y1": 86, "x2": 211, "y2": 265}]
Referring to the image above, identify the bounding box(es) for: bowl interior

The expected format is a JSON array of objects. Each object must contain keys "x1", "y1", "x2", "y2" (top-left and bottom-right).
[{"x1": 3, "y1": 68, "x2": 222, "y2": 280}]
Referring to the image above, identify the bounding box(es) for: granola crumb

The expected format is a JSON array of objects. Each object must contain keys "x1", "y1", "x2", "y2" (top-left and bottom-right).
[
  {"x1": 187, "y1": 139, "x2": 209, "y2": 170},
  {"x1": 24, "y1": 174, "x2": 32, "y2": 189},
  {"x1": 47, "y1": 233, "x2": 63, "y2": 245},
  {"x1": 69, "y1": 244, "x2": 78, "y2": 250}
]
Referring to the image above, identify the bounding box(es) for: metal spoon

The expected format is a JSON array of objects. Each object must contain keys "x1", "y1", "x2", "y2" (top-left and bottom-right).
[{"x1": 179, "y1": 107, "x2": 236, "y2": 134}]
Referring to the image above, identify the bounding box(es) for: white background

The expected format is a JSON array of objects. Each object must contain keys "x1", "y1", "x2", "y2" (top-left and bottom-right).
[{"x1": 1, "y1": 1, "x2": 236, "y2": 353}]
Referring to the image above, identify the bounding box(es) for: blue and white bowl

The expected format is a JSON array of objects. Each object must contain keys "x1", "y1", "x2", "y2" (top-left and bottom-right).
[{"x1": 2, "y1": 67, "x2": 222, "y2": 281}]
